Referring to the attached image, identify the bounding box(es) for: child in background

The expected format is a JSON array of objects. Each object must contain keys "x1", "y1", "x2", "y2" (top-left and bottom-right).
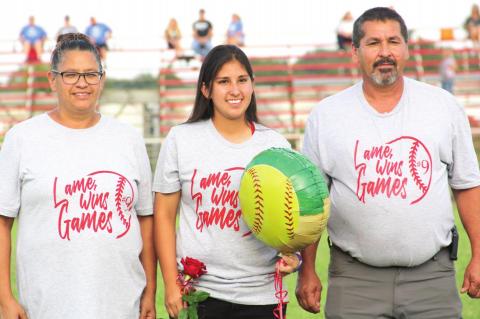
[{"x1": 439, "y1": 48, "x2": 457, "y2": 94}]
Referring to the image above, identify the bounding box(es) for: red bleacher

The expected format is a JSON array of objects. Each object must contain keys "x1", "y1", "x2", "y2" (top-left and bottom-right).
[{"x1": 1, "y1": 42, "x2": 480, "y2": 143}]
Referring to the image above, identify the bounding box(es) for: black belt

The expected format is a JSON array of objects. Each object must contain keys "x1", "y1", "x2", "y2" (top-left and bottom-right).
[{"x1": 328, "y1": 227, "x2": 458, "y2": 265}]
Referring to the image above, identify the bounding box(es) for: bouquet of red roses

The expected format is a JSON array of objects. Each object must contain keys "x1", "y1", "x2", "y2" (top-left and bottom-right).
[{"x1": 177, "y1": 257, "x2": 210, "y2": 319}]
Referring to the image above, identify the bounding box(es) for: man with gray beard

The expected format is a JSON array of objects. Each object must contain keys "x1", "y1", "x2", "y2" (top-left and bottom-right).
[{"x1": 296, "y1": 7, "x2": 480, "y2": 319}]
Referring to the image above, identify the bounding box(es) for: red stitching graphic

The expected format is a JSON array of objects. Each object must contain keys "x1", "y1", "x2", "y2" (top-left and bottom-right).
[
  {"x1": 115, "y1": 176, "x2": 132, "y2": 228},
  {"x1": 84, "y1": 170, "x2": 134, "y2": 239},
  {"x1": 248, "y1": 167, "x2": 264, "y2": 234},
  {"x1": 387, "y1": 136, "x2": 433, "y2": 205},
  {"x1": 284, "y1": 180, "x2": 295, "y2": 240},
  {"x1": 408, "y1": 141, "x2": 428, "y2": 194}
]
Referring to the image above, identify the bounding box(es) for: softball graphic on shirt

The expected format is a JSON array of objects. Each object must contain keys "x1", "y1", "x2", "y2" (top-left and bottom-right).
[
  {"x1": 53, "y1": 170, "x2": 135, "y2": 240},
  {"x1": 354, "y1": 136, "x2": 433, "y2": 205}
]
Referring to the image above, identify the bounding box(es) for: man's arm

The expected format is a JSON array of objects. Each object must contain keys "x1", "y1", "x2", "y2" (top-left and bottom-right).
[
  {"x1": 0, "y1": 215, "x2": 27, "y2": 318},
  {"x1": 453, "y1": 186, "x2": 480, "y2": 298},
  {"x1": 295, "y1": 240, "x2": 321, "y2": 313},
  {"x1": 138, "y1": 215, "x2": 156, "y2": 319}
]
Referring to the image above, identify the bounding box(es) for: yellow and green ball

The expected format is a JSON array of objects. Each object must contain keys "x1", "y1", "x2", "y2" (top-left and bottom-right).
[{"x1": 239, "y1": 148, "x2": 330, "y2": 253}]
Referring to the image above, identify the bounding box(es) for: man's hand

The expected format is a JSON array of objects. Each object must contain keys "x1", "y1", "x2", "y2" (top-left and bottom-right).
[
  {"x1": 295, "y1": 268, "x2": 322, "y2": 313},
  {"x1": 461, "y1": 258, "x2": 480, "y2": 298}
]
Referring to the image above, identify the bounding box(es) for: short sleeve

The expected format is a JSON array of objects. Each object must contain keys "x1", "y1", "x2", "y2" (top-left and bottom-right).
[
  {"x1": 134, "y1": 134, "x2": 153, "y2": 216},
  {"x1": 302, "y1": 109, "x2": 332, "y2": 186},
  {"x1": 302, "y1": 114, "x2": 321, "y2": 167},
  {"x1": 0, "y1": 129, "x2": 22, "y2": 217},
  {"x1": 448, "y1": 101, "x2": 480, "y2": 189},
  {"x1": 152, "y1": 128, "x2": 181, "y2": 193},
  {"x1": 279, "y1": 134, "x2": 292, "y2": 149},
  {"x1": 283, "y1": 139, "x2": 292, "y2": 149}
]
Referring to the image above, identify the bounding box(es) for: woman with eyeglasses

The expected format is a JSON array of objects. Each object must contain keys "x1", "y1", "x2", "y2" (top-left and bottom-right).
[{"x1": 0, "y1": 33, "x2": 156, "y2": 319}]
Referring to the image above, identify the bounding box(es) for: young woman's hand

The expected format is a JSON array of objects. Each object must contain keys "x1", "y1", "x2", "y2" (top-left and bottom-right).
[
  {"x1": 164, "y1": 283, "x2": 185, "y2": 319},
  {"x1": 0, "y1": 298, "x2": 28, "y2": 319},
  {"x1": 278, "y1": 253, "x2": 301, "y2": 276}
]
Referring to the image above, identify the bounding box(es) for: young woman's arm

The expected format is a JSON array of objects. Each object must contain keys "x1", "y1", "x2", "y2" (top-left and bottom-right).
[{"x1": 154, "y1": 191, "x2": 182, "y2": 318}]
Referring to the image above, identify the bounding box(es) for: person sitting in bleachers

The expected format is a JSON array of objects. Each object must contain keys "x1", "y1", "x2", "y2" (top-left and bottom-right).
[
  {"x1": 19, "y1": 16, "x2": 47, "y2": 63},
  {"x1": 336, "y1": 11, "x2": 354, "y2": 51},
  {"x1": 464, "y1": 4, "x2": 480, "y2": 43}
]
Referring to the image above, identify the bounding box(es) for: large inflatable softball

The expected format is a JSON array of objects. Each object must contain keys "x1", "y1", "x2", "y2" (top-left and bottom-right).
[{"x1": 239, "y1": 148, "x2": 330, "y2": 253}]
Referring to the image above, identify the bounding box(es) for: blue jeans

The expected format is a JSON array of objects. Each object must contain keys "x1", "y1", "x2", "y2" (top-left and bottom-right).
[
  {"x1": 441, "y1": 79, "x2": 454, "y2": 94},
  {"x1": 192, "y1": 40, "x2": 212, "y2": 57}
]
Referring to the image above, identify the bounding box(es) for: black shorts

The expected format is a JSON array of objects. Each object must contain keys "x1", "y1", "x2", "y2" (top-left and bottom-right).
[{"x1": 170, "y1": 297, "x2": 286, "y2": 319}]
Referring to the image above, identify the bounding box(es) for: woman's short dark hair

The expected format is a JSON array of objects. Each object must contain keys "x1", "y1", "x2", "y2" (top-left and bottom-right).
[
  {"x1": 352, "y1": 7, "x2": 408, "y2": 48},
  {"x1": 187, "y1": 45, "x2": 258, "y2": 123},
  {"x1": 51, "y1": 33, "x2": 102, "y2": 72}
]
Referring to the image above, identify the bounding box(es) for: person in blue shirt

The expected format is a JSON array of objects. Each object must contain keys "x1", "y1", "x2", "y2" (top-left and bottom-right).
[
  {"x1": 85, "y1": 17, "x2": 112, "y2": 62},
  {"x1": 19, "y1": 16, "x2": 47, "y2": 63},
  {"x1": 226, "y1": 14, "x2": 244, "y2": 47}
]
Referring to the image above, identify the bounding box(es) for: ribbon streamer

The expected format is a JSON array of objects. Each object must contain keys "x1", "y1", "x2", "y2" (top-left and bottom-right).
[{"x1": 273, "y1": 259, "x2": 288, "y2": 319}]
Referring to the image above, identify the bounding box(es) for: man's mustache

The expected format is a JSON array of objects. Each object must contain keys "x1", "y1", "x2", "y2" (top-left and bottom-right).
[{"x1": 373, "y1": 57, "x2": 396, "y2": 68}]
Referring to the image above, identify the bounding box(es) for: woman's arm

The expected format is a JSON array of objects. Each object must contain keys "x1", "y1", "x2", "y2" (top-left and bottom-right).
[
  {"x1": 138, "y1": 215, "x2": 157, "y2": 318},
  {"x1": 154, "y1": 191, "x2": 182, "y2": 318},
  {"x1": 0, "y1": 216, "x2": 28, "y2": 319}
]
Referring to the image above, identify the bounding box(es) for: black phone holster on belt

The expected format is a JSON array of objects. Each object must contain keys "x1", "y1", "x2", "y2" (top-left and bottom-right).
[{"x1": 449, "y1": 226, "x2": 459, "y2": 261}]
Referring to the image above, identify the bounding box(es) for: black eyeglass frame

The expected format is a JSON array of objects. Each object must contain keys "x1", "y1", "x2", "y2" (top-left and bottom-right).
[{"x1": 51, "y1": 70, "x2": 104, "y2": 85}]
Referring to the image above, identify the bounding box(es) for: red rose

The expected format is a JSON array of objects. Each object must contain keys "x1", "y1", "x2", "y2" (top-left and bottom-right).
[
  {"x1": 177, "y1": 257, "x2": 210, "y2": 318},
  {"x1": 180, "y1": 257, "x2": 207, "y2": 279}
]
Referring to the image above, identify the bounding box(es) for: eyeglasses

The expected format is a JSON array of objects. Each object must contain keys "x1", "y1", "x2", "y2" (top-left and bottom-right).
[{"x1": 51, "y1": 70, "x2": 103, "y2": 85}]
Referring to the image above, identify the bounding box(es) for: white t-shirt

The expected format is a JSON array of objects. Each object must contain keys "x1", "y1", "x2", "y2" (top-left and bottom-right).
[
  {"x1": 153, "y1": 119, "x2": 291, "y2": 305},
  {"x1": 0, "y1": 114, "x2": 153, "y2": 319},
  {"x1": 440, "y1": 56, "x2": 456, "y2": 80},
  {"x1": 336, "y1": 19, "x2": 354, "y2": 37},
  {"x1": 302, "y1": 77, "x2": 480, "y2": 267}
]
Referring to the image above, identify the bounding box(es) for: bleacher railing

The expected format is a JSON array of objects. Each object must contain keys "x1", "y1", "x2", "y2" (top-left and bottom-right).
[{"x1": 2, "y1": 41, "x2": 480, "y2": 148}]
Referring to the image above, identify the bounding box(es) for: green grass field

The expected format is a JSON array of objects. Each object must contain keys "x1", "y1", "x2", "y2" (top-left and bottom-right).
[{"x1": 9, "y1": 208, "x2": 478, "y2": 318}]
